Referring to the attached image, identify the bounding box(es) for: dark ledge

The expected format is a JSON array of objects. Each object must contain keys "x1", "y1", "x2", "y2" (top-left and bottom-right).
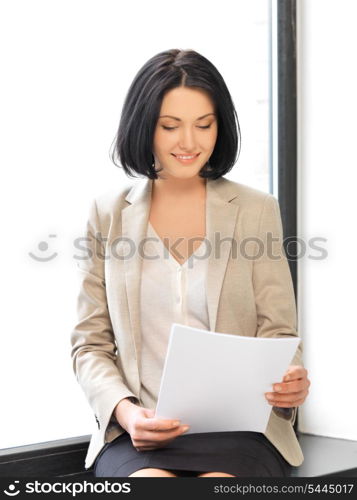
[{"x1": 0, "y1": 433, "x2": 356, "y2": 478}]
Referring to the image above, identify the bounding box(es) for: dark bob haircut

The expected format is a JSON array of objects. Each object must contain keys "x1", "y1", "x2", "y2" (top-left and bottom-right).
[{"x1": 110, "y1": 48, "x2": 241, "y2": 180}]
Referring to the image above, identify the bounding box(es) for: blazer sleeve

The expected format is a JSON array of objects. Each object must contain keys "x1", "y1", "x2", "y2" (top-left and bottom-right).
[
  {"x1": 252, "y1": 194, "x2": 303, "y2": 426},
  {"x1": 70, "y1": 198, "x2": 138, "y2": 438}
]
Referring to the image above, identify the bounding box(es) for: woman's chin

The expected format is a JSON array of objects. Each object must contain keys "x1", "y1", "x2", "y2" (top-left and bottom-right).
[{"x1": 158, "y1": 167, "x2": 203, "y2": 180}]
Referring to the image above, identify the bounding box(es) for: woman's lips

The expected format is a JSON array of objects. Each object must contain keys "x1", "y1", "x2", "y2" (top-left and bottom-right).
[{"x1": 172, "y1": 153, "x2": 200, "y2": 164}]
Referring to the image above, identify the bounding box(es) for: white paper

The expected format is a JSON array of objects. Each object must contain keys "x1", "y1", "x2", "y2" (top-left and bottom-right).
[{"x1": 155, "y1": 323, "x2": 300, "y2": 433}]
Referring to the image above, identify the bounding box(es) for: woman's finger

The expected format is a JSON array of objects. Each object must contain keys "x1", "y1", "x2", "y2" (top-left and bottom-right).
[
  {"x1": 284, "y1": 365, "x2": 308, "y2": 381},
  {"x1": 271, "y1": 397, "x2": 307, "y2": 408},
  {"x1": 273, "y1": 377, "x2": 310, "y2": 395},
  {"x1": 131, "y1": 425, "x2": 188, "y2": 445},
  {"x1": 266, "y1": 390, "x2": 308, "y2": 405},
  {"x1": 141, "y1": 417, "x2": 180, "y2": 433}
]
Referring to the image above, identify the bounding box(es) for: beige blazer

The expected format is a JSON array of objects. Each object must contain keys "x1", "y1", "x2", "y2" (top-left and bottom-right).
[{"x1": 70, "y1": 175, "x2": 304, "y2": 470}]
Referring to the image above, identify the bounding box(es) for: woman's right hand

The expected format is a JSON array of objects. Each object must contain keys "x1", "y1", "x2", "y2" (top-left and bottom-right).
[{"x1": 114, "y1": 398, "x2": 190, "y2": 451}]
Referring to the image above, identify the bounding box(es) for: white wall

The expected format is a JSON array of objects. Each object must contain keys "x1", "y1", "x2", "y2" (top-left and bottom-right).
[
  {"x1": 0, "y1": 0, "x2": 271, "y2": 449},
  {"x1": 297, "y1": 0, "x2": 357, "y2": 439}
]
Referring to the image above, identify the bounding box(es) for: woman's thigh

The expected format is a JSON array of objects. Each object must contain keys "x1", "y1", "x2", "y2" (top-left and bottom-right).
[
  {"x1": 128, "y1": 467, "x2": 178, "y2": 477},
  {"x1": 197, "y1": 471, "x2": 236, "y2": 477},
  {"x1": 128, "y1": 467, "x2": 203, "y2": 477}
]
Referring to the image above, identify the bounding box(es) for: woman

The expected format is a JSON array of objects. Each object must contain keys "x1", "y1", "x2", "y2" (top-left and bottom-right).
[{"x1": 70, "y1": 48, "x2": 310, "y2": 477}]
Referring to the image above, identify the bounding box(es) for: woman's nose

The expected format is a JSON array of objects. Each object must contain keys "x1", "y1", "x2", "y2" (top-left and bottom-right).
[{"x1": 178, "y1": 128, "x2": 196, "y2": 151}]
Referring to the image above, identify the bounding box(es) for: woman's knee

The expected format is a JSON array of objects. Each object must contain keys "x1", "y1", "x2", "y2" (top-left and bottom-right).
[
  {"x1": 128, "y1": 467, "x2": 178, "y2": 477},
  {"x1": 197, "y1": 471, "x2": 236, "y2": 477}
]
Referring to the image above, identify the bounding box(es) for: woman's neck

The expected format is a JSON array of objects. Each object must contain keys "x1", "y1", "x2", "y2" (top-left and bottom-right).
[{"x1": 152, "y1": 176, "x2": 207, "y2": 202}]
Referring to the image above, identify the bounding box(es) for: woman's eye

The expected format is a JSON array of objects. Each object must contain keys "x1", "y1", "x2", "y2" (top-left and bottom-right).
[{"x1": 161, "y1": 125, "x2": 211, "y2": 131}]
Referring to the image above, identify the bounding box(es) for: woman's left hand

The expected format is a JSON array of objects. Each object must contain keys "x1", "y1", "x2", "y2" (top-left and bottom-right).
[{"x1": 265, "y1": 365, "x2": 310, "y2": 408}]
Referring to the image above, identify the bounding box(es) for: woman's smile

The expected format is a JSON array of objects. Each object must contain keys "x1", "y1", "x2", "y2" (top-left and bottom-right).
[{"x1": 171, "y1": 153, "x2": 201, "y2": 164}]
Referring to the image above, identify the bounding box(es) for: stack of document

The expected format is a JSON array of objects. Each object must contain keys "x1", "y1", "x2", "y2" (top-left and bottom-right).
[{"x1": 155, "y1": 323, "x2": 299, "y2": 434}]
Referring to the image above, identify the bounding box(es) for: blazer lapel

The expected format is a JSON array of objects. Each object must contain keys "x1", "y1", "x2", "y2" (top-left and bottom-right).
[
  {"x1": 205, "y1": 178, "x2": 240, "y2": 332},
  {"x1": 122, "y1": 178, "x2": 152, "y2": 372},
  {"x1": 121, "y1": 176, "x2": 240, "y2": 371}
]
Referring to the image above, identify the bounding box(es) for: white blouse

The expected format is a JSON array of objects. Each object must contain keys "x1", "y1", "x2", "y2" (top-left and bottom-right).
[{"x1": 139, "y1": 221, "x2": 210, "y2": 410}]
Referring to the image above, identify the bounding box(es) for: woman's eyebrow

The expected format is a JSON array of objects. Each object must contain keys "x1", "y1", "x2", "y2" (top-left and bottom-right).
[{"x1": 158, "y1": 113, "x2": 216, "y2": 121}]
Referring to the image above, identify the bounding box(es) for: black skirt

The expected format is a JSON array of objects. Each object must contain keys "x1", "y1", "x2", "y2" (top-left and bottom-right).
[{"x1": 94, "y1": 430, "x2": 293, "y2": 477}]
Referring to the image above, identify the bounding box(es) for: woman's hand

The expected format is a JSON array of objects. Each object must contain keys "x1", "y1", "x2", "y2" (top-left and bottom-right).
[
  {"x1": 114, "y1": 398, "x2": 190, "y2": 451},
  {"x1": 265, "y1": 365, "x2": 310, "y2": 408}
]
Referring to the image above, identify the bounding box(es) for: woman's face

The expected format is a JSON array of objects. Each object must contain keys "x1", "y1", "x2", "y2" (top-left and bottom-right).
[{"x1": 152, "y1": 86, "x2": 218, "y2": 180}]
